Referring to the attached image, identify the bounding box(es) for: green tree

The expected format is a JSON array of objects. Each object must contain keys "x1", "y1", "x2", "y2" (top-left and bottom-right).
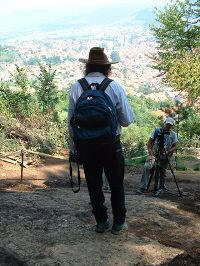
[
  {"x1": 0, "y1": 80, "x2": 38, "y2": 118},
  {"x1": 121, "y1": 96, "x2": 160, "y2": 158},
  {"x1": 193, "y1": 0, "x2": 200, "y2": 22},
  {"x1": 34, "y1": 64, "x2": 59, "y2": 113},
  {"x1": 178, "y1": 104, "x2": 200, "y2": 147},
  {"x1": 151, "y1": 0, "x2": 200, "y2": 100},
  {"x1": 151, "y1": 0, "x2": 200, "y2": 72},
  {"x1": 14, "y1": 65, "x2": 30, "y2": 92},
  {"x1": 166, "y1": 48, "x2": 200, "y2": 100}
]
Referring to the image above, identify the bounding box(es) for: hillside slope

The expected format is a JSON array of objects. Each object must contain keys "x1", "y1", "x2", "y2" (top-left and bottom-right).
[{"x1": 0, "y1": 158, "x2": 200, "y2": 265}]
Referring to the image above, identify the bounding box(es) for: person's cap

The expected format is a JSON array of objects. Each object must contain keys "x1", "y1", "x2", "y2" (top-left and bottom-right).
[
  {"x1": 79, "y1": 47, "x2": 119, "y2": 65},
  {"x1": 164, "y1": 117, "x2": 175, "y2": 125}
]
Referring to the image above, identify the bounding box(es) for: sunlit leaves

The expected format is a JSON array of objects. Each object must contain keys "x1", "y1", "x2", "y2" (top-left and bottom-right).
[
  {"x1": 151, "y1": 0, "x2": 200, "y2": 100},
  {"x1": 166, "y1": 48, "x2": 200, "y2": 99},
  {"x1": 34, "y1": 64, "x2": 59, "y2": 112}
]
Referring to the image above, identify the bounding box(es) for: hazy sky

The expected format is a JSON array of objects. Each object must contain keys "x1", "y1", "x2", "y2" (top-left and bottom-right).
[{"x1": 0, "y1": 0, "x2": 168, "y2": 16}]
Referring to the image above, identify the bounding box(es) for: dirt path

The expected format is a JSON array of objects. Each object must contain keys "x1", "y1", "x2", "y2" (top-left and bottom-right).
[{"x1": 0, "y1": 158, "x2": 200, "y2": 265}]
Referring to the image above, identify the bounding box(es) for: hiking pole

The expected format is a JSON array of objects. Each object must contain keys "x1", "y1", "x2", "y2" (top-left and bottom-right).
[
  {"x1": 155, "y1": 148, "x2": 182, "y2": 198},
  {"x1": 165, "y1": 154, "x2": 182, "y2": 197}
]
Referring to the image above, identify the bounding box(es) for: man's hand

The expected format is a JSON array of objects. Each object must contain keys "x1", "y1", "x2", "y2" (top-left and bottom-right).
[
  {"x1": 147, "y1": 155, "x2": 155, "y2": 161},
  {"x1": 145, "y1": 155, "x2": 155, "y2": 169}
]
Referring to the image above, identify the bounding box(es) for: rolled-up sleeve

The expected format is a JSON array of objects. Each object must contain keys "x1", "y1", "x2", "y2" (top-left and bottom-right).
[
  {"x1": 172, "y1": 132, "x2": 178, "y2": 145},
  {"x1": 67, "y1": 86, "x2": 76, "y2": 152},
  {"x1": 67, "y1": 83, "x2": 82, "y2": 152}
]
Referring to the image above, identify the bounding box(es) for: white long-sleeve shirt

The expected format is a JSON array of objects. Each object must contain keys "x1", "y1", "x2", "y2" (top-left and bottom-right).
[{"x1": 68, "y1": 72, "x2": 134, "y2": 152}]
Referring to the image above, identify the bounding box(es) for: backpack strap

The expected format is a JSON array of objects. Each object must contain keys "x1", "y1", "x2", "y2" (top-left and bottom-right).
[
  {"x1": 78, "y1": 77, "x2": 113, "y2": 92},
  {"x1": 99, "y1": 78, "x2": 113, "y2": 91},
  {"x1": 154, "y1": 128, "x2": 161, "y2": 139},
  {"x1": 69, "y1": 158, "x2": 81, "y2": 193},
  {"x1": 78, "y1": 78, "x2": 90, "y2": 91}
]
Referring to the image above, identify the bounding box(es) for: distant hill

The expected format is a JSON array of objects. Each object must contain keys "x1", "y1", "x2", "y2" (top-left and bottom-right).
[{"x1": 0, "y1": 4, "x2": 155, "y2": 41}]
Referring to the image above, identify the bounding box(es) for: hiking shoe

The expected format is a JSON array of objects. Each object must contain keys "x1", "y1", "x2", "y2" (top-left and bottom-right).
[
  {"x1": 95, "y1": 221, "x2": 109, "y2": 233},
  {"x1": 137, "y1": 188, "x2": 147, "y2": 194},
  {"x1": 111, "y1": 222, "x2": 128, "y2": 235}
]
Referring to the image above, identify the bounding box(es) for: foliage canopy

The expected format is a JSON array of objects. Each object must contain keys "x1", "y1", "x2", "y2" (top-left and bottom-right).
[{"x1": 151, "y1": 0, "x2": 200, "y2": 100}]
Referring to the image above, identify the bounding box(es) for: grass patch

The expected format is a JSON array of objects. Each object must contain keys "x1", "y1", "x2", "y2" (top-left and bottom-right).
[
  {"x1": 125, "y1": 156, "x2": 146, "y2": 167},
  {"x1": 179, "y1": 155, "x2": 198, "y2": 161},
  {"x1": 0, "y1": 132, "x2": 21, "y2": 152},
  {"x1": 193, "y1": 164, "x2": 200, "y2": 171},
  {"x1": 176, "y1": 162, "x2": 188, "y2": 171}
]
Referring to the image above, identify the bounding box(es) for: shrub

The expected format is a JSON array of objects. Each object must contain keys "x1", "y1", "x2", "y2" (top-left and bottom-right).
[
  {"x1": 121, "y1": 124, "x2": 149, "y2": 158},
  {"x1": 193, "y1": 164, "x2": 200, "y2": 171},
  {"x1": 27, "y1": 117, "x2": 67, "y2": 154},
  {"x1": 137, "y1": 84, "x2": 154, "y2": 95},
  {"x1": 1, "y1": 90, "x2": 39, "y2": 118},
  {"x1": 0, "y1": 132, "x2": 20, "y2": 152},
  {"x1": 121, "y1": 95, "x2": 159, "y2": 159},
  {"x1": 176, "y1": 162, "x2": 188, "y2": 171},
  {"x1": 125, "y1": 156, "x2": 146, "y2": 167}
]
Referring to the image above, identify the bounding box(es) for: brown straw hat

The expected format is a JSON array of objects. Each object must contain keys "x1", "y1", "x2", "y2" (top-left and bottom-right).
[{"x1": 79, "y1": 47, "x2": 119, "y2": 65}]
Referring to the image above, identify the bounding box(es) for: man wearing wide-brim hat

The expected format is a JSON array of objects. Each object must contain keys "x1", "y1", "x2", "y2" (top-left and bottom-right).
[{"x1": 68, "y1": 47, "x2": 134, "y2": 235}]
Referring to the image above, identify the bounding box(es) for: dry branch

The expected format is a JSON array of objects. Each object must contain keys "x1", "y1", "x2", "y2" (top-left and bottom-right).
[{"x1": 24, "y1": 149, "x2": 66, "y2": 160}]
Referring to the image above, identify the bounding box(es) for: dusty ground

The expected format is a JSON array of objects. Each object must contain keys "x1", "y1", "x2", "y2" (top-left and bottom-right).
[{"x1": 0, "y1": 156, "x2": 200, "y2": 266}]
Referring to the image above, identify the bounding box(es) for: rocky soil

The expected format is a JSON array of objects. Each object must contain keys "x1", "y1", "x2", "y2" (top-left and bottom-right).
[{"x1": 0, "y1": 157, "x2": 200, "y2": 265}]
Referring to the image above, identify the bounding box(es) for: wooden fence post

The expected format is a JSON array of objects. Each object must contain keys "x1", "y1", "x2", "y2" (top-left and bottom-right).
[{"x1": 20, "y1": 149, "x2": 24, "y2": 183}]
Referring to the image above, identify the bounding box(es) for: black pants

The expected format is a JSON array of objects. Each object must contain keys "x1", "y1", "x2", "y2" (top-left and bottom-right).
[{"x1": 80, "y1": 139, "x2": 126, "y2": 224}]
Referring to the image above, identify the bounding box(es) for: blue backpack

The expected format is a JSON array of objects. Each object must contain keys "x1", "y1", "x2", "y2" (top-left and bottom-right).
[{"x1": 70, "y1": 77, "x2": 118, "y2": 151}]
